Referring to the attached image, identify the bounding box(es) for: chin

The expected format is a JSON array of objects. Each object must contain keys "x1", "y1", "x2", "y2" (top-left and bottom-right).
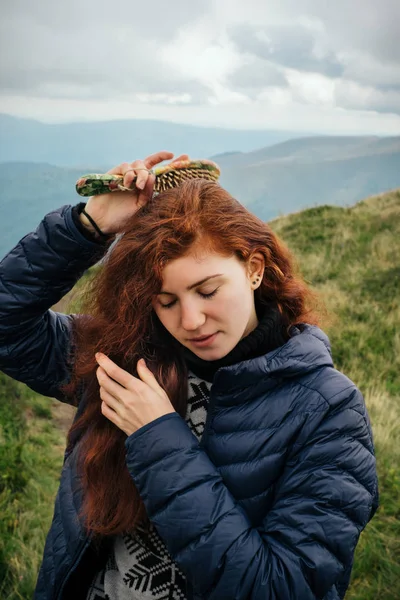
[
  {"x1": 196, "y1": 350, "x2": 225, "y2": 361},
  {"x1": 194, "y1": 343, "x2": 235, "y2": 362}
]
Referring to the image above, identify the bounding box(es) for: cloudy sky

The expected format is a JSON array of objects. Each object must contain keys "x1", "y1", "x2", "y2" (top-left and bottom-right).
[{"x1": 1, "y1": 0, "x2": 400, "y2": 134}]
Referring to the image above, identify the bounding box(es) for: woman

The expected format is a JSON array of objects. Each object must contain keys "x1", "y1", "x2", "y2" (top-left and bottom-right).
[{"x1": 0, "y1": 151, "x2": 378, "y2": 600}]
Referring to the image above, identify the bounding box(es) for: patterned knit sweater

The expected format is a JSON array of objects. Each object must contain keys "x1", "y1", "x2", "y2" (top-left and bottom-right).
[{"x1": 87, "y1": 306, "x2": 288, "y2": 600}]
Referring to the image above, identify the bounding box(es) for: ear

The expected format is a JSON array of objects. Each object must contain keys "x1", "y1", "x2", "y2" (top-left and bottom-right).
[{"x1": 247, "y1": 252, "x2": 265, "y2": 289}]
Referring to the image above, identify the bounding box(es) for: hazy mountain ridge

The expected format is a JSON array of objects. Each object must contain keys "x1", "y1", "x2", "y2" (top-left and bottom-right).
[
  {"x1": 218, "y1": 145, "x2": 400, "y2": 219},
  {"x1": 0, "y1": 113, "x2": 305, "y2": 167},
  {"x1": 1, "y1": 152, "x2": 399, "y2": 257},
  {"x1": 0, "y1": 116, "x2": 399, "y2": 258},
  {"x1": 213, "y1": 135, "x2": 400, "y2": 166},
  {"x1": 0, "y1": 162, "x2": 95, "y2": 257}
]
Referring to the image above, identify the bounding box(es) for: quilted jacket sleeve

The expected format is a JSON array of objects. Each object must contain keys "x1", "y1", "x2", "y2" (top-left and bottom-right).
[
  {"x1": 125, "y1": 385, "x2": 378, "y2": 599},
  {"x1": 0, "y1": 205, "x2": 108, "y2": 401}
]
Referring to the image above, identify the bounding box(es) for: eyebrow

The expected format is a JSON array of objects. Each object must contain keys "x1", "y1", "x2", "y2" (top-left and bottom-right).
[{"x1": 159, "y1": 274, "x2": 223, "y2": 295}]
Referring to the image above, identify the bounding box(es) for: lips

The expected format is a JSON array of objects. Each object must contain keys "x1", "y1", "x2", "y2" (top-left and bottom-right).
[
  {"x1": 188, "y1": 332, "x2": 219, "y2": 348},
  {"x1": 190, "y1": 333, "x2": 216, "y2": 342}
]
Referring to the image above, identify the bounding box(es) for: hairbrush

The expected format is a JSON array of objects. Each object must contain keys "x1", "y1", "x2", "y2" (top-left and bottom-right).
[{"x1": 75, "y1": 159, "x2": 220, "y2": 196}]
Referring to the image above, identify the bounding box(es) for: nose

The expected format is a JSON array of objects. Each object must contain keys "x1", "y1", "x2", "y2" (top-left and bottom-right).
[{"x1": 180, "y1": 301, "x2": 206, "y2": 332}]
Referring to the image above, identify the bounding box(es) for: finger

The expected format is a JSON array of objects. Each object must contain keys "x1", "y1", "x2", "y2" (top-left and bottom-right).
[
  {"x1": 107, "y1": 161, "x2": 131, "y2": 176},
  {"x1": 144, "y1": 151, "x2": 174, "y2": 170},
  {"x1": 101, "y1": 397, "x2": 122, "y2": 428},
  {"x1": 136, "y1": 172, "x2": 155, "y2": 208},
  {"x1": 136, "y1": 359, "x2": 163, "y2": 394},
  {"x1": 106, "y1": 161, "x2": 149, "y2": 191},
  {"x1": 124, "y1": 161, "x2": 149, "y2": 191},
  {"x1": 96, "y1": 354, "x2": 134, "y2": 389},
  {"x1": 99, "y1": 386, "x2": 121, "y2": 414},
  {"x1": 96, "y1": 366, "x2": 125, "y2": 400},
  {"x1": 170, "y1": 154, "x2": 189, "y2": 163},
  {"x1": 134, "y1": 166, "x2": 150, "y2": 191}
]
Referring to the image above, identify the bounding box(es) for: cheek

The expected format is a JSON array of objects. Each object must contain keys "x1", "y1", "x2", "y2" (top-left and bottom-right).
[
  {"x1": 215, "y1": 286, "x2": 252, "y2": 321},
  {"x1": 226, "y1": 297, "x2": 251, "y2": 323}
]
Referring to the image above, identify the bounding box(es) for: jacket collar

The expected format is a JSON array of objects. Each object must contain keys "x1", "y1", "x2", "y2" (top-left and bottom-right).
[{"x1": 211, "y1": 325, "x2": 334, "y2": 399}]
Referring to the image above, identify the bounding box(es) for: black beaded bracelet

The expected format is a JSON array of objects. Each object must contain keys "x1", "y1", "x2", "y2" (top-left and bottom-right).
[{"x1": 81, "y1": 207, "x2": 108, "y2": 240}]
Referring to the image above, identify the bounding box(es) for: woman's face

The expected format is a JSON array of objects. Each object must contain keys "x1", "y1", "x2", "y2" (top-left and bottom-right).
[{"x1": 152, "y1": 250, "x2": 260, "y2": 360}]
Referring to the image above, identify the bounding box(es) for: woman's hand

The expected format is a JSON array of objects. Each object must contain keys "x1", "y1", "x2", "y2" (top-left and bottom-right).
[
  {"x1": 82, "y1": 151, "x2": 189, "y2": 235},
  {"x1": 95, "y1": 353, "x2": 175, "y2": 436}
]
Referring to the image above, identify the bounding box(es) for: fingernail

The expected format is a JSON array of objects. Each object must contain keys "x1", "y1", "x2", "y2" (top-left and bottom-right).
[{"x1": 137, "y1": 180, "x2": 145, "y2": 190}]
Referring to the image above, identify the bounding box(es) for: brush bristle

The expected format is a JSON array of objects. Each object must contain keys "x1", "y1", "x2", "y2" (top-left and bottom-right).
[{"x1": 154, "y1": 167, "x2": 220, "y2": 192}]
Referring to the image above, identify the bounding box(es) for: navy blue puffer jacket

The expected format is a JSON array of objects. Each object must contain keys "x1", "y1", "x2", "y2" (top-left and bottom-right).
[{"x1": 0, "y1": 206, "x2": 379, "y2": 600}]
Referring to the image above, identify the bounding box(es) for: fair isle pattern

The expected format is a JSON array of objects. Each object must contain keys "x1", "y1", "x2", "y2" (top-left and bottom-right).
[
  {"x1": 185, "y1": 372, "x2": 212, "y2": 438},
  {"x1": 120, "y1": 531, "x2": 185, "y2": 595},
  {"x1": 86, "y1": 372, "x2": 212, "y2": 600}
]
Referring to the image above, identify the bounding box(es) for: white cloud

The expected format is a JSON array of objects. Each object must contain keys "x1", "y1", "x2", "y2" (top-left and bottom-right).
[
  {"x1": 334, "y1": 80, "x2": 400, "y2": 115},
  {"x1": 284, "y1": 71, "x2": 334, "y2": 107},
  {"x1": 0, "y1": 0, "x2": 399, "y2": 133},
  {"x1": 226, "y1": 56, "x2": 288, "y2": 95}
]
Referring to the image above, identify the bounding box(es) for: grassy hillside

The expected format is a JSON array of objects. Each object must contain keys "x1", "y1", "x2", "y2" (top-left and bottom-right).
[
  {"x1": 270, "y1": 189, "x2": 400, "y2": 599},
  {"x1": 0, "y1": 189, "x2": 399, "y2": 598},
  {"x1": 0, "y1": 374, "x2": 68, "y2": 598}
]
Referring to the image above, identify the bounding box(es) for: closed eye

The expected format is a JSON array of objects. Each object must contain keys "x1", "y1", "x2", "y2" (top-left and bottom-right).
[
  {"x1": 200, "y1": 289, "x2": 218, "y2": 300},
  {"x1": 160, "y1": 289, "x2": 219, "y2": 309},
  {"x1": 160, "y1": 299, "x2": 177, "y2": 309}
]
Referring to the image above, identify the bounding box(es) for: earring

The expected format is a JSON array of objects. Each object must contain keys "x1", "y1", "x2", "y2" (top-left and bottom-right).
[{"x1": 252, "y1": 276, "x2": 260, "y2": 285}]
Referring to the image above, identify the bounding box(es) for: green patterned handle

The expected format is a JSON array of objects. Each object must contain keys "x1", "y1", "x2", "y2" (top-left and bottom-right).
[{"x1": 76, "y1": 159, "x2": 220, "y2": 196}]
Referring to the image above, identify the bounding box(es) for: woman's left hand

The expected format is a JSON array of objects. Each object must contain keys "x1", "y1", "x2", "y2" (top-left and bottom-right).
[{"x1": 95, "y1": 353, "x2": 175, "y2": 436}]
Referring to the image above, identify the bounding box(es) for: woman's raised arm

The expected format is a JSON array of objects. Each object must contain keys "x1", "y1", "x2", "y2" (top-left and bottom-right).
[
  {"x1": 0, "y1": 205, "x2": 110, "y2": 401},
  {"x1": 0, "y1": 151, "x2": 181, "y2": 401}
]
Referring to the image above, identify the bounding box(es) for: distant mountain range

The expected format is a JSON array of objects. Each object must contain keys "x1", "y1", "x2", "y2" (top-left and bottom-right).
[
  {"x1": 0, "y1": 113, "x2": 306, "y2": 167},
  {"x1": 215, "y1": 135, "x2": 400, "y2": 218},
  {"x1": 0, "y1": 114, "x2": 399, "y2": 258}
]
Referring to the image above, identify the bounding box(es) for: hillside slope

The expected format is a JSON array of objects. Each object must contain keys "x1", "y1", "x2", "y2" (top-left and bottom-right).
[
  {"x1": 270, "y1": 189, "x2": 399, "y2": 396},
  {"x1": 271, "y1": 190, "x2": 400, "y2": 600},
  {"x1": 0, "y1": 189, "x2": 399, "y2": 599},
  {"x1": 270, "y1": 189, "x2": 400, "y2": 598}
]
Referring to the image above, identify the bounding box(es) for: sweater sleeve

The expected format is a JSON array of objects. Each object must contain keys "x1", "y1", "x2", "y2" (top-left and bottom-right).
[
  {"x1": 0, "y1": 205, "x2": 110, "y2": 401},
  {"x1": 125, "y1": 387, "x2": 378, "y2": 599}
]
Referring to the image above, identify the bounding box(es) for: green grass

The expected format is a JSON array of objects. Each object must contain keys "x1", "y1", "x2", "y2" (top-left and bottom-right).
[
  {"x1": 0, "y1": 373, "x2": 67, "y2": 599},
  {"x1": 271, "y1": 189, "x2": 400, "y2": 598},
  {"x1": 0, "y1": 189, "x2": 399, "y2": 598}
]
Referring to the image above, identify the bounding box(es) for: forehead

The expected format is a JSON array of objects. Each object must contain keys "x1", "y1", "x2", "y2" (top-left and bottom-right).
[{"x1": 161, "y1": 252, "x2": 242, "y2": 286}]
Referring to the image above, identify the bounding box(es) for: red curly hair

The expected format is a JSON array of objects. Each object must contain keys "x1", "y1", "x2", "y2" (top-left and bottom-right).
[{"x1": 65, "y1": 179, "x2": 319, "y2": 536}]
